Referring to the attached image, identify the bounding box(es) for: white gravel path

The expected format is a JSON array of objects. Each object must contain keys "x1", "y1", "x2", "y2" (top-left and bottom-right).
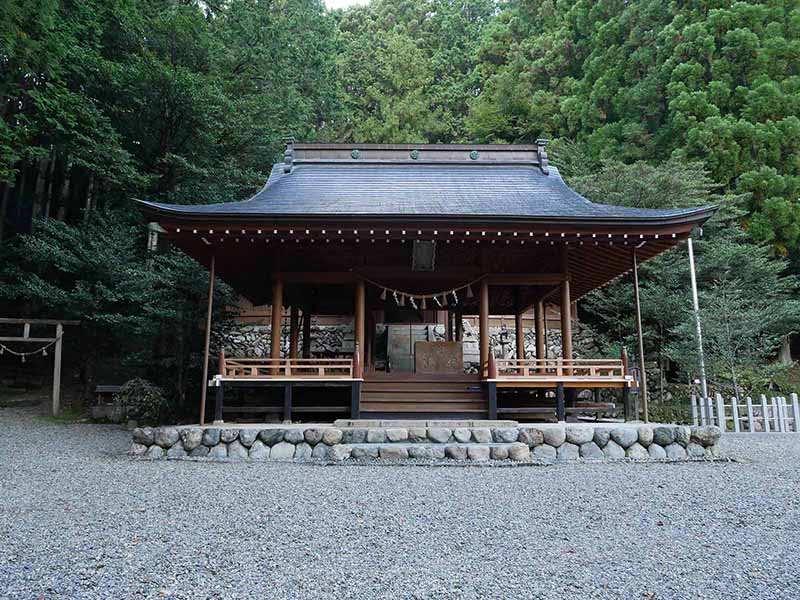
[{"x1": 0, "y1": 407, "x2": 798, "y2": 599}]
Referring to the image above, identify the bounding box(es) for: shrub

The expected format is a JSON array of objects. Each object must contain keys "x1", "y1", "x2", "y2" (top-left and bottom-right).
[{"x1": 113, "y1": 378, "x2": 168, "y2": 425}]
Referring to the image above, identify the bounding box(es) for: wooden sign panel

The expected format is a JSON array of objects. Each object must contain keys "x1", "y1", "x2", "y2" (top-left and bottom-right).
[{"x1": 414, "y1": 341, "x2": 463, "y2": 374}]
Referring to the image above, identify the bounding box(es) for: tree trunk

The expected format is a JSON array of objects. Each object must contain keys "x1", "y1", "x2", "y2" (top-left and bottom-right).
[{"x1": 0, "y1": 182, "x2": 10, "y2": 242}]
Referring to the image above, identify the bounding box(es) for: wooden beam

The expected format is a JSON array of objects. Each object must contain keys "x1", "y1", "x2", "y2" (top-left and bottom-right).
[
  {"x1": 199, "y1": 255, "x2": 215, "y2": 426},
  {"x1": 515, "y1": 311, "x2": 525, "y2": 359},
  {"x1": 0, "y1": 318, "x2": 81, "y2": 326},
  {"x1": 486, "y1": 273, "x2": 565, "y2": 285}
]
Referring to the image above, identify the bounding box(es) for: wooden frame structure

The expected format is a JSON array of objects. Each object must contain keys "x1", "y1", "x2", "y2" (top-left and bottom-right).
[
  {"x1": 138, "y1": 142, "x2": 715, "y2": 423},
  {"x1": 0, "y1": 318, "x2": 79, "y2": 415}
]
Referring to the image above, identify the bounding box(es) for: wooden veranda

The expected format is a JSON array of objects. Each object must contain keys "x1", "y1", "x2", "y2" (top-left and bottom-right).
[{"x1": 137, "y1": 142, "x2": 715, "y2": 424}]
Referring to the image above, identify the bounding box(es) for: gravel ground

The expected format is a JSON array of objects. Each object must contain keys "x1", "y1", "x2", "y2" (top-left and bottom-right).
[{"x1": 1, "y1": 407, "x2": 798, "y2": 600}]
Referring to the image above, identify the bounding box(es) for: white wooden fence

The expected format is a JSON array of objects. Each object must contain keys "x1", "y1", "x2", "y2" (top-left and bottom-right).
[{"x1": 692, "y1": 392, "x2": 800, "y2": 433}]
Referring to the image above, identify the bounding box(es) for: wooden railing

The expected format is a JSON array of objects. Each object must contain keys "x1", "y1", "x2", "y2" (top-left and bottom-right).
[
  {"x1": 221, "y1": 356, "x2": 355, "y2": 379},
  {"x1": 488, "y1": 358, "x2": 627, "y2": 379}
]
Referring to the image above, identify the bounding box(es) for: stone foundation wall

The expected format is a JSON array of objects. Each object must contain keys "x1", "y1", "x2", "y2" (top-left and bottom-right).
[{"x1": 130, "y1": 423, "x2": 722, "y2": 463}]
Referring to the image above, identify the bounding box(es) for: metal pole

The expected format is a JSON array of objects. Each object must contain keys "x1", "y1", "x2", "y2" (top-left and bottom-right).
[
  {"x1": 687, "y1": 237, "x2": 708, "y2": 400},
  {"x1": 199, "y1": 255, "x2": 215, "y2": 426},
  {"x1": 632, "y1": 250, "x2": 649, "y2": 422}
]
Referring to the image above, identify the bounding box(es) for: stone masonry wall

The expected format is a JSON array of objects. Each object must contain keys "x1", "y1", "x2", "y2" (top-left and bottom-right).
[
  {"x1": 130, "y1": 423, "x2": 722, "y2": 463},
  {"x1": 214, "y1": 320, "x2": 601, "y2": 369}
]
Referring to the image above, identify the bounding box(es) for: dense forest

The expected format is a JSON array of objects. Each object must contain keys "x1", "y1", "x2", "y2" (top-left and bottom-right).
[{"x1": 1, "y1": 0, "x2": 799, "y2": 411}]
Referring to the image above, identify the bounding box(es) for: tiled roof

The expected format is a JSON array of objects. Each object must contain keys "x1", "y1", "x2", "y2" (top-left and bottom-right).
[{"x1": 137, "y1": 150, "x2": 714, "y2": 225}]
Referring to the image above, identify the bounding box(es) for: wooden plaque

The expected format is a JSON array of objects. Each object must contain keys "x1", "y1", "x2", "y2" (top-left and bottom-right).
[{"x1": 414, "y1": 341, "x2": 463, "y2": 374}]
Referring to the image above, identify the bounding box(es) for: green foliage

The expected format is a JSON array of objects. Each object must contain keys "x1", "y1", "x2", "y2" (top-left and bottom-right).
[
  {"x1": 561, "y1": 154, "x2": 800, "y2": 397},
  {"x1": 112, "y1": 378, "x2": 168, "y2": 425},
  {"x1": 0, "y1": 211, "x2": 236, "y2": 407},
  {"x1": 467, "y1": 0, "x2": 800, "y2": 254},
  {"x1": 334, "y1": 0, "x2": 497, "y2": 142}
]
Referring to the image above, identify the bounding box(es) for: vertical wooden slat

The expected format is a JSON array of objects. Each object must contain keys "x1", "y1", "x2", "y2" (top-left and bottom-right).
[
  {"x1": 715, "y1": 393, "x2": 726, "y2": 432},
  {"x1": 691, "y1": 394, "x2": 699, "y2": 426},
  {"x1": 746, "y1": 397, "x2": 755, "y2": 433},
  {"x1": 760, "y1": 394, "x2": 770, "y2": 433},
  {"x1": 699, "y1": 393, "x2": 707, "y2": 426},
  {"x1": 772, "y1": 397, "x2": 782, "y2": 432},
  {"x1": 791, "y1": 393, "x2": 800, "y2": 433},
  {"x1": 731, "y1": 397, "x2": 740, "y2": 432}
]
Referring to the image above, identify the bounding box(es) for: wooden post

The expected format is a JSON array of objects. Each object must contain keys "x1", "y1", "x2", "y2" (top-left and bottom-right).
[
  {"x1": 270, "y1": 274, "x2": 284, "y2": 373},
  {"x1": 699, "y1": 391, "x2": 707, "y2": 425},
  {"x1": 354, "y1": 280, "x2": 366, "y2": 369},
  {"x1": 691, "y1": 394, "x2": 699, "y2": 426},
  {"x1": 746, "y1": 397, "x2": 755, "y2": 432},
  {"x1": 535, "y1": 301, "x2": 546, "y2": 366},
  {"x1": 213, "y1": 349, "x2": 225, "y2": 423},
  {"x1": 515, "y1": 312, "x2": 525, "y2": 360},
  {"x1": 350, "y1": 381, "x2": 361, "y2": 418},
  {"x1": 772, "y1": 397, "x2": 782, "y2": 432},
  {"x1": 779, "y1": 397, "x2": 788, "y2": 432},
  {"x1": 760, "y1": 394, "x2": 770, "y2": 433},
  {"x1": 559, "y1": 278, "x2": 572, "y2": 365},
  {"x1": 716, "y1": 392, "x2": 726, "y2": 432},
  {"x1": 301, "y1": 309, "x2": 312, "y2": 358},
  {"x1": 51, "y1": 323, "x2": 63, "y2": 416},
  {"x1": 556, "y1": 382, "x2": 566, "y2": 422},
  {"x1": 731, "y1": 397, "x2": 741, "y2": 432},
  {"x1": 289, "y1": 306, "x2": 300, "y2": 359},
  {"x1": 214, "y1": 384, "x2": 224, "y2": 423},
  {"x1": 455, "y1": 310, "x2": 463, "y2": 342},
  {"x1": 791, "y1": 393, "x2": 799, "y2": 433},
  {"x1": 283, "y1": 383, "x2": 292, "y2": 423},
  {"x1": 632, "y1": 250, "x2": 649, "y2": 423},
  {"x1": 199, "y1": 255, "x2": 215, "y2": 426},
  {"x1": 487, "y1": 382, "x2": 497, "y2": 420},
  {"x1": 479, "y1": 279, "x2": 490, "y2": 376}
]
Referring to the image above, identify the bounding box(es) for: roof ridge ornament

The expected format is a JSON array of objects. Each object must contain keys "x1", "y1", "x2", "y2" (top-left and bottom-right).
[
  {"x1": 283, "y1": 136, "x2": 295, "y2": 173},
  {"x1": 536, "y1": 138, "x2": 549, "y2": 175}
]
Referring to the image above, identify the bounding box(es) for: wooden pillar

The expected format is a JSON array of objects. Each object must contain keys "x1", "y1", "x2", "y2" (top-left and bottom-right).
[
  {"x1": 270, "y1": 275, "x2": 284, "y2": 374},
  {"x1": 354, "y1": 280, "x2": 366, "y2": 377},
  {"x1": 455, "y1": 310, "x2": 463, "y2": 342},
  {"x1": 632, "y1": 250, "x2": 649, "y2": 422},
  {"x1": 515, "y1": 312, "x2": 525, "y2": 360},
  {"x1": 301, "y1": 309, "x2": 311, "y2": 358},
  {"x1": 52, "y1": 322, "x2": 63, "y2": 417},
  {"x1": 560, "y1": 251, "x2": 573, "y2": 366},
  {"x1": 289, "y1": 306, "x2": 300, "y2": 359},
  {"x1": 364, "y1": 311, "x2": 373, "y2": 370},
  {"x1": 199, "y1": 255, "x2": 215, "y2": 426},
  {"x1": 535, "y1": 300, "x2": 546, "y2": 364},
  {"x1": 479, "y1": 279, "x2": 490, "y2": 376}
]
